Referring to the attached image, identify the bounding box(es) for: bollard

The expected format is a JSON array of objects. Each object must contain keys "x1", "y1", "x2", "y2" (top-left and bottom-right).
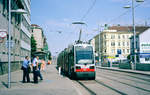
[{"x1": 59, "y1": 67, "x2": 61, "y2": 75}]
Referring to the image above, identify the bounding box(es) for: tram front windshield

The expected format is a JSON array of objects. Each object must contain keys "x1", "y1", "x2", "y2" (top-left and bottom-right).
[{"x1": 75, "y1": 46, "x2": 94, "y2": 64}]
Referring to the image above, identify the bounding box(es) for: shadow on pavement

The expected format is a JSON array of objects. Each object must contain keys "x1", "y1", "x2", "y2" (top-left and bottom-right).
[{"x1": 1, "y1": 81, "x2": 8, "y2": 88}]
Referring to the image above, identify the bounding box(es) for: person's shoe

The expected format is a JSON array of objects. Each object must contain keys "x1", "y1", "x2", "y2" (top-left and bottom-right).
[
  {"x1": 40, "y1": 78, "x2": 43, "y2": 80},
  {"x1": 22, "y1": 81, "x2": 26, "y2": 83},
  {"x1": 34, "y1": 82, "x2": 38, "y2": 84}
]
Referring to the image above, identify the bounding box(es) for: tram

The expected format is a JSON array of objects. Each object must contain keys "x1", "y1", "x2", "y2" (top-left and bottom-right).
[{"x1": 57, "y1": 42, "x2": 96, "y2": 80}]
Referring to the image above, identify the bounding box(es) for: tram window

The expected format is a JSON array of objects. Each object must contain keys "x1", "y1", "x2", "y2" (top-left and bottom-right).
[{"x1": 76, "y1": 51, "x2": 93, "y2": 64}]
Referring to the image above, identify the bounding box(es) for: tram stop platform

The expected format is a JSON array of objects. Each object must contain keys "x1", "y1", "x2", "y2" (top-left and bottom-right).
[{"x1": 0, "y1": 65, "x2": 79, "y2": 95}]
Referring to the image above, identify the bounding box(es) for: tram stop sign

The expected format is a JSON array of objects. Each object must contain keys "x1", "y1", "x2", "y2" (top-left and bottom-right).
[
  {"x1": 0, "y1": 29, "x2": 7, "y2": 38},
  {"x1": 0, "y1": 29, "x2": 7, "y2": 43}
]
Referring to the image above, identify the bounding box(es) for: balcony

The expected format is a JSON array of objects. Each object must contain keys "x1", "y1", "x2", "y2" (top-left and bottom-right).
[
  {"x1": 21, "y1": 23, "x2": 31, "y2": 38},
  {"x1": 21, "y1": 40, "x2": 31, "y2": 51}
]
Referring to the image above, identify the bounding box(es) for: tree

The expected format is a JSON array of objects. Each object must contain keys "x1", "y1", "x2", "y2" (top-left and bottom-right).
[
  {"x1": 31, "y1": 35, "x2": 37, "y2": 58},
  {"x1": 48, "y1": 52, "x2": 52, "y2": 60}
]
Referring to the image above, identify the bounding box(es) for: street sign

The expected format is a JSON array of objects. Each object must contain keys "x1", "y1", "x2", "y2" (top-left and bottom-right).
[
  {"x1": 5, "y1": 41, "x2": 14, "y2": 48},
  {"x1": 117, "y1": 49, "x2": 122, "y2": 54},
  {"x1": 0, "y1": 29, "x2": 7, "y2": 38},
  {"x1": 140, "y1": 43, "x2": 150, "y2": 53}
]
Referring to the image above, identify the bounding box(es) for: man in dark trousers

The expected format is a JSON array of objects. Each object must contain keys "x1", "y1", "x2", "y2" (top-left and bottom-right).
[
  {"x1": 32, "y1": 56, "x2": 39, "y2": 83},
  {"x1": 22, "y1": 56, "x2": 31, "y2": 83}
]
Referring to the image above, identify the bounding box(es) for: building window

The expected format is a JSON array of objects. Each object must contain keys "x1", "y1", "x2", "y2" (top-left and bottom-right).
[
  {"x1": 104, "y1": 49, "x2": 107, "y2": 53},
  {"x1": 123, "y1": 42, "x2": 125, "y2": 46},
  {"x1": 104, "y1": 35, "x2": 106, "y2": 39},
  {"x1": 111, "y1": 49, "x2": 115, "y2": 54},
  {"x1": 0, "y1": 0, "x2": 2, "y2": 13},
  {"x1": 136, "y1": 42, "x2": 138, "y2": 49},
  {"x1": 122, "y1": 35, "x2": 125, "y2": 39},
  {"x1": 127, "y1": 49, "x2": 130, "y2": 53},
  {"x1": 21, "y1": 30, "x2": 30, "y2": 44},
  {"x1": 127, "y1": 35, "x2": 129, "y2": 38},
  {"x1": 104, "y1": 41, "x2": 106, "y2": 46},
  {"x1": 145, "y1": 58, "x2": 150, "y2": 61},
  {"x1": 111, "y1": 42, "x2": 115, "y2": 46},
  {"x1": 3, "y1": 0, "x2": 8, "y2": 15},
  {"x1": 111, "y1": 35, "x2": 115, "y2": 39},
  {"x1": 127, "y1": 42, "x2": 129, "y2": 46},
  {"x1": 118, "y1": 35, "x2": 120, "y2": 39},
  {"x1": 118, "y1": 42, "x2": 121, "y2": 46},
  {"x1": 123, "y1": 49, "x2": 125, "y2": 54}
]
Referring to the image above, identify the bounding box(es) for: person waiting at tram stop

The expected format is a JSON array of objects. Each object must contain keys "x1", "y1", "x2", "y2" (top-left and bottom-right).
[
  {"x1": 32, "y1": 56, "x2": 43, "y2": 83},
  {"x1": 37, "y1": 59, "x2": 43, "y2": 80},
  {"x1": 22, "y1": 56, "x2": 31, "y2": 83}
]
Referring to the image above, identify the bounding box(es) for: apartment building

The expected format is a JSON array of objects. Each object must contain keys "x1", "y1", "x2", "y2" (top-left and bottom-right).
[
  {"x1": 31, "y1": 24, "x2": 45, "y2": 52},
  {"x1": 99, "y1": 26, "x2": 133, "y2": 64},
  {"x1": 0, "y1": 0, "x2": 31, "y2": 63}
]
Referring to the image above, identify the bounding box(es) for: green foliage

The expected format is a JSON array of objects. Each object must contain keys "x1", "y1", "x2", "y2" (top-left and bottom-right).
[
  {"x1": 48, "y1": 52, "x2": 52, "y2": 60},
  {"x1": 31, "y1": 35, "x2": 37, "y2": 57},
  {"x1": 127, "y1": 55, "x2": 131, "y2": 60}
]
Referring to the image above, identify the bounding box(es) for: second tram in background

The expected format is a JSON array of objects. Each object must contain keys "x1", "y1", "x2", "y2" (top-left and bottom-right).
[{"x1": 57, "y1": 42, "x2": 96, "y2": 80}]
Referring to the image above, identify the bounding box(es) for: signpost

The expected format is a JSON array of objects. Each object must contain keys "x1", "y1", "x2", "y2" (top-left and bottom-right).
[{"x1": 6, "y1": 41, "x2": 14, "y2": 48}]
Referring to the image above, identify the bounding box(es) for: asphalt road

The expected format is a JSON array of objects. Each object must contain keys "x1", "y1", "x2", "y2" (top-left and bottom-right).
[{"x1": 79, "y1": 68, "x2": 150, "y2": 95}]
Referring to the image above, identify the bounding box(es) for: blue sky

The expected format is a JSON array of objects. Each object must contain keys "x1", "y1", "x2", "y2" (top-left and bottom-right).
[{"x1": 31, "y1": 0, "x2": 150, "y2": 55}]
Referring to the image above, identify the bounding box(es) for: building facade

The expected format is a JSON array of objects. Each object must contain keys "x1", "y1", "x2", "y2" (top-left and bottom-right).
[
  {"x1": 31, "y1": 24, "x2": 51, "y2": 61},
  {"x1": 0, "y1": 0, "x2": 31, "y2": 62},
  {"x1": 130, "y1": 27, "x2": 150, "y2": 64},
  {"x1": 0, "y1": 0, "x2": 31, "y2": 74},
  {"x1": 99, "y1": 26, "x2": 133, "y2": 64},
  {"x1": 31, "y1": 24, "x2": 45, "y2": 52}
]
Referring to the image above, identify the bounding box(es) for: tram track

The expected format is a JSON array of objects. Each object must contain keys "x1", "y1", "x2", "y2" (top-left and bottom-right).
[
  {"x1": 70, "y1": 68, "x2": 150, "y2": 95},
  {"x1": 97, "y1": 68, "x2": 150, "y2": 82},
  {"x1": 73, "y1": 79, "x2": 127, "y2": 95},
  {"x1": 94, "y1": 79, "x2": 127, "y2": 95},
  {"x1": 74, "y1": 80, "x2": 97, "y2": 95}
]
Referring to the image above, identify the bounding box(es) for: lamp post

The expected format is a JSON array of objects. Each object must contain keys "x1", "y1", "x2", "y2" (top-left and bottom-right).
[
  {"x1": 124, "y1": 0, "x2": 144, "y2": 70},
  {"x1": 8, "y1": 0, "x2": 27, "y2": 88},
  {"x1": 94, "y1": 25, "x2": 105, "y2": 66},
  {"x1": 72, "y1": 22, "x2": 86, "y2": 43}
]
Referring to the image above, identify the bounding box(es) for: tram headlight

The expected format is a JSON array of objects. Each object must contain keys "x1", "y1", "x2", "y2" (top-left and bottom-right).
[
  {"x1": 90, "y1": 66, "x2": 95, "y2": 69},
  {"x1": 76, "y1": 66, "x2": 81, "y2": 69}
]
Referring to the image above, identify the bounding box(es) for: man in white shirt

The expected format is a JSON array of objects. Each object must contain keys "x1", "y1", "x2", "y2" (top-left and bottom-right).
[{"x1": 32, "y1": 56, "x2": 39, "y2": 83}]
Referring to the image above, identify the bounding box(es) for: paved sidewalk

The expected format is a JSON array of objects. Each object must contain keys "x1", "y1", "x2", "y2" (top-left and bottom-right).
[
  {"x1": 0, "y1": 65, "x2": 78, "y2": 95},
  {"x1": 97, "y1": 66, "x2": 150, "y2": 76}
]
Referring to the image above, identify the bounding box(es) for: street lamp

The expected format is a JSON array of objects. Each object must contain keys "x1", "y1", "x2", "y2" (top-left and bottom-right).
[
  {"x1": 93, "y1": 25, "x2": 105, "y2": 67},
  {"x1": 8, "y1": 0, "x2": 27, "y2": 88},
  {"x1": 72, "y1": 22, "x2": 86, "y2": 43},
  {"x1": 124, "y1": 0, "x2": 144, "y2": 70}
]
